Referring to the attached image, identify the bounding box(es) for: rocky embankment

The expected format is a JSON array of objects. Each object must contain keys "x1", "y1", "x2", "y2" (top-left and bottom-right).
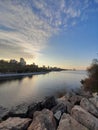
[{"x1": 0, "y1": 90, "x2": 98, "y2": 130}]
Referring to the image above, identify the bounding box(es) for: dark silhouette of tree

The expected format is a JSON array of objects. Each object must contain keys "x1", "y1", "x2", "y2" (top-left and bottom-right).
[
  {"x1": 82, "y1": 59, "x2": 98, "y2": 92},
  {"x1": 19, "y1": 58, "x2": 26, "y2": 66},
  {"x1": 0, "y1": 58, "x2": 64, "y2": 74}
]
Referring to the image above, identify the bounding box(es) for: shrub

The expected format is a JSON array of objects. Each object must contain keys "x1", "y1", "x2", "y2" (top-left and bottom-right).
[{"x1": 82, "y1": 59, "x2": 98, "y2": 92}]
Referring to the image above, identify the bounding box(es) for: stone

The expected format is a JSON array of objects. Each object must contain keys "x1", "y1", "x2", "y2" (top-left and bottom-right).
[
  {"x1": 0, "y1": 106, "x2": 9, "y2": 122},
  {"x1": 71, "y1": 105, "x2": 98, "y2": 130},
  {"x1": 0, "y1": 117, "x2": 31, "y2": 130},
  {"x1": 27, "y1": 102, "x2": 42, "y2": 118},
  {"x1": 28, "y1": 109, "x2": 56, "y2": 130},
  {"x1": 89, "y1": 96, "x2": 98, "y2": 108},
  {"x1": 57, "y1": 113, "x2": 88, "y2": 130},
  {"x1": 52, "y1": 103, "x2": 67, "y2": 114},
  {"x1": 57, "y1": 96, "x2": 73, "y2": 114},
  {"x1": 92, "y1": 93, "x2": 98, "y2": 97},
  {"x1": 57, "y1": 96, "x2": 67, "y2": 104},
  {"x1": 80, "y1": 98, "x2": 98, "y2": 117},
  {"x1": 54, "y1": 111, "x2": 62, "y2": 121},
  {"x1": 66, "y1": 101, "x2": 73, "y2": 114},
  {"x1": 65, "y1": 91, "x2": 76, "y2": 100},
  {"x1": 9, "y1": 103, "x2": 29, "y2": 118},
  {"x1": 75, "y1": 89, "x2": 92, "y2": 98},
  {"x1": 65, "y1": 92, "x2": 82, "y2": 105},
  {"x1": 52, "y1": 99, "x2": 73, "y2": 122},
  {"x1": 41, "y1": 96, "x2": 57, "y2": 109}
]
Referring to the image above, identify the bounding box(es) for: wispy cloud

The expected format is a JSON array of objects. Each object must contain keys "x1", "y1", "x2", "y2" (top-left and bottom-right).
[
  {"x1": 0, "y1": 0, "x2": 96, "y2": 61},
  {"x1": 0, "y1": 0, "x2": 54, "y2": 60}
]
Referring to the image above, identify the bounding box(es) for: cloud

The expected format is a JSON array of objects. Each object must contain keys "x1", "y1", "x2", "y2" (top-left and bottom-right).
[
  {"x1": 0, "y1": 0, "x2": 54, "y2": 60},
  {"x1": 0, "y1": 0, "x2": 95, "y2": 61}
]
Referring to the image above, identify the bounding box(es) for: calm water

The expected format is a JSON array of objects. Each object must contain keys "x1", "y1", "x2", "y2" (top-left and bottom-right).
[{"x1": 0, "y1": 71, "x2": 87, "y2": 108}]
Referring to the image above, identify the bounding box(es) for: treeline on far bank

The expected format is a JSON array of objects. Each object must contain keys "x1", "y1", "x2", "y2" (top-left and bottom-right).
[
  {"x1": 0, "y1": 58, "x2": 65, "y2": 73},
  {"x1": 81, "y1": 59, "x2": 98, "y2": 92}
]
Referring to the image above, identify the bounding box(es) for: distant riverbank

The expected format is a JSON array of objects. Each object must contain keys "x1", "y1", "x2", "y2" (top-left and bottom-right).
[{"x1": 0, "y1": 72, "x2": 48, "y2": 80}]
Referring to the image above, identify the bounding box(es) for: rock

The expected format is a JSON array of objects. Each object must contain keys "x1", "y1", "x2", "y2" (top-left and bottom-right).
[
  {"x1": 65, "y1": 92, "x2": 82, "y2": 105},
  {"x1": 41, "y1": 96, "x2": 57, "y2": 109},
  {"x1": 92, "y1": 93, "x2": 98, "y2": 97},
  {"x1": 0, "y1": 106, "x2": 9, "y2": 122},
  {"x1": 57, "y1": 113, "x2": 88, "y2": 130},
  {"x1": 80, "y1": 98, "x2": 98, "y2": 117},
  {"x1": 0, "y1": 117, "x2": 31, "y2": 130},
  {"x1": 71, "y1": 105, "x2": 98, "y2": 130},
  {"x1": 27, "y1": 102, "x2": 42, "y2": 118},
  {"x1": 80, "y1": 91, "x2": 92, "y2": 98},
  {"x1": 89, "y1": 96, "x2": 98, "y2": 108},
  {"x1": 52, "y1": 100, "x2": 71, "y2": 122},
  {"x1": 27, "y1": 96, "x2": 57, "y2": 118},
  {"x1": 52, "y1": 103, "x2": 67, "y2": 114},
  {"x1": 57, "y1": 96, "x2": 73, "y2": 114},
  {"x1": 54, "y1": 111, "x2": 62, "y2": 121},
  {"x1": 65, "y1": 91, "x2": 76, "y2": 100},
  {"x1": 28, "y1": 109, "x2": 56, "y2": 130},
  {"x1": 75, "y1": 89, "x2": 92, "y2": 98},
  {"x1": 66, "y1": 101, "x2": 73, "y2": 114},
  {"x1": 57, "y1": 96, "x2": 67, "y2": 104},
  {"x1": 9, "y1": 103, "x2": 29, "y2": 118}
]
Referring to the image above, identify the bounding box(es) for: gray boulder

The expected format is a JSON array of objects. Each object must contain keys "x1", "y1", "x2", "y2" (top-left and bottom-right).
[
  {"x1": 71, "y1": 105, "x2": 98, "y2": 130},
  {"x1": 57, "y1": 96, "x2": 73, "y2": 114},
  {"x1": 0, "y1": 106, "x2": 9, "y2": 122},
  {"x1": 65, "y1": 92, "x2": 82, "y2": 105},
  {"x1": 74, "y1": 89, "x2": 92, "y2": 98},
  {"x1": 28, "y1": 109, "x2": 56, "y2": 130},
  {"x1": 52, "y1": 103, "x2": 67, "y2": 114},
  {"x1": 89, "y1": 96, "x2": 98, "y2": 109},
  {"x1": 0, "y1": 117, "x2": 31, "y2": 130},
  {"x1": 54, "y1": 111, "x2": 62, "y2": 121},
  {"x1": 27, "y1": 96, "x2": 57, "y2": 118},
  {"x1": 57, "y1": 113, "x2": 88, "y2": 130},
  {"x1": 41, "y1": 96, "x2": 57, "y2": 109},
  {"x1": 27, "y1": 102, "x2": 42, "y2": 118},
  {"x1": 9, "y1": 103, "x2": 29, "y2": 118},
  {"x1": 80, "y1": 98, "x2": 98, "y2": 117},
  {"x1": 66, "y1": 101, "x2": 73, "y2": 114},
  {"x1": 57, "y1": 96, "x2": 67, "y2": 104}
]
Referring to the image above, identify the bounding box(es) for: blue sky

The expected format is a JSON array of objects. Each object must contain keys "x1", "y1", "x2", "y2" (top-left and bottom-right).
[{"x1": 0, "y1": 0, "x2": 98, "y2": 69}]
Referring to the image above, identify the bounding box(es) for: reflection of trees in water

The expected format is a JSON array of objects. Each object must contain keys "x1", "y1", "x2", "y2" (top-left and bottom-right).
[
  {"x1": 0, "y1": 72, "x2": 48, "y2": 86},
  {"x1": 0, "y1": 75, "x2": 35, "y2": 85},
  {"x1": 0, "y1": 77, "x2": 23, "y2": 85}
]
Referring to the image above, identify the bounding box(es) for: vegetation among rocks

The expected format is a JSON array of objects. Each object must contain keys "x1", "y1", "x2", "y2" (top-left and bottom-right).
[{"x1": 81, "y1": 59, "x2": 98, "y2": 92}]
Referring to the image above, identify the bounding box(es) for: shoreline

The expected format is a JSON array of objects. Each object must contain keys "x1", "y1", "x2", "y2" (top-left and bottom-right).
[
  {"x1": 0, "y1": 71, "x2": 49, "y2": 80},
  {"x1": 0, "y1": 90, "x2": 98, "y2": 130},
  {"x1": 0, "y1": 70, "x2": 78, "y2": 81}
]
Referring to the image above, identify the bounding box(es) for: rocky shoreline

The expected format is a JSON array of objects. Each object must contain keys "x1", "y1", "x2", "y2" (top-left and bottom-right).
[{"x1": 0, "y1": 89, "x2": 98, "y2": 130}]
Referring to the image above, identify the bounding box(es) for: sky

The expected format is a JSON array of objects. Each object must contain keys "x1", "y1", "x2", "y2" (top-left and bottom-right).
[{"x1": 0, "y1": 0, "x2": 98, "y2": 70}]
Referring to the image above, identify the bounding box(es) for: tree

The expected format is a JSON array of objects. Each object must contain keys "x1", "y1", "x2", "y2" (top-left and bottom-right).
[
  {"x1": 92, "y1": 58, "x2": 98, "y2": 65},
  {"x1": 19, "y1": 58, "x2": 26, "y2": 66},
  {"x1": 82, "y1": 59, "x2": 98, "y2": 92},
  {"x1": 10, "y1": 59, "x2": 18, "y2": 64}
]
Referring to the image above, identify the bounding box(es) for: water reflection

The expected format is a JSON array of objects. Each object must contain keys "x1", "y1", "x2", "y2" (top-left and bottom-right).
[{"x1": 0, "y1": 71, "x2": 86, "y2": 108}]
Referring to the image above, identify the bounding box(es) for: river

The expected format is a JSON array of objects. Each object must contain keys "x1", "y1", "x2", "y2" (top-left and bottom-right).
[{"x1": 0, "y1": 70, "x2": 87, "y2": 108}]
